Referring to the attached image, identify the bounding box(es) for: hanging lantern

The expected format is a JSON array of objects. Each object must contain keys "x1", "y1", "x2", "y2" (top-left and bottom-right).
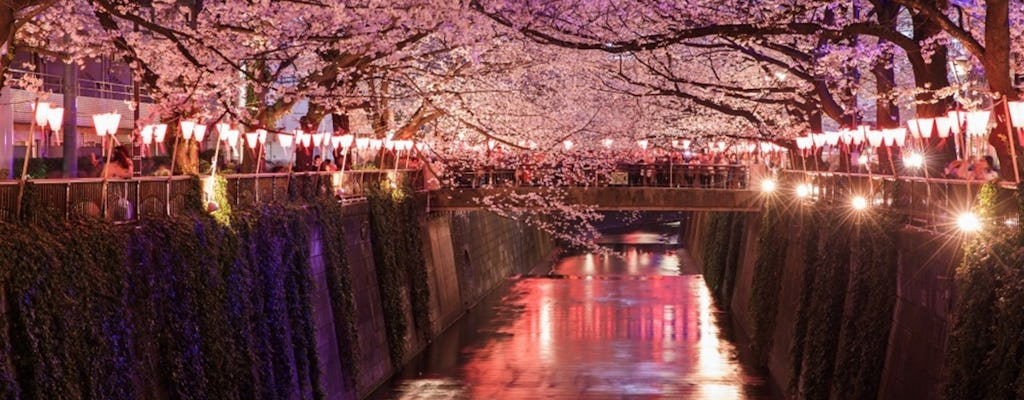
[
  {"x1": 965, "y1": 110, "x2": 991, "y2": 137},
  {"x1": 948, "y1": 110, "x2": 966, "y2": 134},
  {"x1": 916, "y1": 118, "x2": 935, "y2": 139},
  {"x1": 811, "y1": 133, "x2": 826, "y2": 148},
  {"x1": 141, "y1": 125, "x2": 155, "y2": 145},
  {"x1": 934, "y1": 117, "x2": 952, "y2": 138},
  {"x1": 34, "y1": 102, "x2": 51, "y2": 126},
  {"x1": 154, "y1": 124, "x2": 169, "y2": 143},
  {"x1": 604, "y1": 139, "x2": 614, "y2": 148},
  {"x1": 716, "y1": 141, "x2": 727, "y2": 152},
  {"x1": 278, "y1": 133, "x2": 294, "y2": 149},
  {"x1": 311, "y1": 133, "x2": 324, "y2": 147},
  {"x1": 256, "y1": 129, "x2": 268, "y2": 144},
  {"x1": 907, "y1": 119, "x2": 921, "y2": 138},
  {"x1": 1009, "y1": 101, "x2": 1024, "y2": 128},
  {"x1": 369, "y1": 138, "x2": 383, "y2": 150},
  {"x1": 681, "y1": 139, "x2": 692, "y2": 149},
  {"x1": 866, "y1": 129, "x2": 884, "y2": 147},
  {"x1": 216, "y1": 123, "x2": 231, "y2": 137},
  {"x1": 226, "y1": 130, "x2": 240, "y2": 147},
  {"x1": 355, "y1": 137, "x2": 370, "y2": 150},
  {"x1": 180, "y1": 119, "x2": 197, "y2": 140},
  {"x1": 46, "y1": 107, "x2": 64, "y2": 132},
  {"x1": 825, "y1": 131, "x2": 840, "y2": 146},
  {"x1": 891, "y1": 128, "x2": 908, "y2": 147},
  {"x1": 563, "y1": 140, "x2": 574, "y2": 151},
  {"x1": 339, "y1": 134, "x2": 354, "y2": 149},
  {"x1": 193, "y1": 125, "x2": 207, "y2": 142},
  {"x1": 853, "y1": 126, "x2": 868, "y2": 145},
  {"x1": 245, "y1": 132, "x2": 259, "y2": 149},
  {"x1": 637, "y1": 139, "x2": 649, "y2": 150}
]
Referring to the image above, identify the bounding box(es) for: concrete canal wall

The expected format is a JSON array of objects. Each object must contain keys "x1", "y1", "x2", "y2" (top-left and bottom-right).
[
  {"x1": 682, "y1": 209, "x2": 959, "y2": 400},
  {"x1": 312, "y1": 204, "x2": 556, "y2": 398}
]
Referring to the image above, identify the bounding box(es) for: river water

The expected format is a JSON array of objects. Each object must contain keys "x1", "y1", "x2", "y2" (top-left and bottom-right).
[{"x1": 370, "y1": 224, "x2": 774, "y2": 399}]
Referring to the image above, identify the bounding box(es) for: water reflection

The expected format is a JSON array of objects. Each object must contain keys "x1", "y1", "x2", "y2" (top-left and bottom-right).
[{"x1": 373, "y1": 231, "x2": 772, "y2": 399}]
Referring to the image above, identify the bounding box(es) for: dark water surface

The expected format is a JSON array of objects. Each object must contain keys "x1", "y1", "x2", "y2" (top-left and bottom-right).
[{"x1": 370, "y1": 228, "x2": 774, "y2": 399}]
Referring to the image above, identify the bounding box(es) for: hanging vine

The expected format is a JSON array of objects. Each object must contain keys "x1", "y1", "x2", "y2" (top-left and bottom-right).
[
  {"x1": 748, "y1": 200, "x2": 789, "y2": 368},
  {"x1": 366, "y1": 182, "x2": 432, "y2": 367}
]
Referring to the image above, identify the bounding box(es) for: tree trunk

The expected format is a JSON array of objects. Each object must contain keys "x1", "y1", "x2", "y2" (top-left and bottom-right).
[{"x1": 982, "y1": 0, "x2": 1019, "y2": 180}]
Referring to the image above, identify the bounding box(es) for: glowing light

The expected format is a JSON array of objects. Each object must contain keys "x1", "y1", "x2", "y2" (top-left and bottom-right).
[
  {"x1": 760, "y1": 179, "x2": 777, "y2": 193},
  {"x1": 33, "y1": 102, "x2": 51, "y2": 126},
  {"x1": 957, "y1": 212, "x2": 982, "y2": 233},
  {"x1": 154, "y1": 124, "x2": 169, "y2": 143},
  {"x1": 46, "y1": 107, "x2": 64, "y2": 131},
  {"x1": 795, "y1": 183, "x2": 811, "y2": 198},
  {"x1": 637, "y1": 139, "x2": 648, "y2": 150},
  {"x1": 1009, "y1": 101, "x2": 1024, "y2": 128},
  {"x1": 857, "y1": 154, "x2": 868, "y2": 165},
  {"x1": 866, "y1": 129, "x2": 884, "y2": 147},
  {"x1": 851, "y1": 195, "x2": 868, "y2": 211},
  {"x1": 966, "y1": 110, "x2": 991, "y2": 137},
  {"x1": 563, "y1": 139, "x2": 574, "y2": 151},
  {"x1": 278, "y1": 133, "x2": 294, "y2": 149},
  {"x1": 603, "y1": 138, "x2": 614, "y2": 148},
  {"x1": 811, "y1": 133, "x2": 826, "y2": 148},
  {"x1": 180, "y1": 119, "x2": 197, "y2": 140},
  {"x1": 193, "y1": 125, "x2": 207, "y2": 142},
  {"x1": 140, "y1": 125, "x2": 155, "y2": 145},
  {"x1": 903, "y1": 152, "x2": 925, "y2": 168},
  {"x1": 245, "y1": 132, "x2": 258, "y2": 149},
  {"x1": 948, "y1": 110, "x2": 966, "y2": 133},
  {"x1": 339, "y1": 134, "x2": 354, "y2": 149},
  {"x1": 935, "y1": 117, "x2": 952, "y2": 138}
]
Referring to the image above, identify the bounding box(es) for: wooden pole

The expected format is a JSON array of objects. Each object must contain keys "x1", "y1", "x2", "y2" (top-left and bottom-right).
[
  {"x1": 1003, "y1": 99, "x2": 1021, "y2": 182},
  {"x1": 15, "y1": 100, "x2": 39, "y2": 219}
]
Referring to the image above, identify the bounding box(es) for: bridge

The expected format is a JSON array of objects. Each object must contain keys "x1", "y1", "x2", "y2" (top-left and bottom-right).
[
  {"x1": 427, "y1": 186, "x2": 764, "y2": 211},
  {"x1": 1, "y1": 164, "x2": 1019, "y2": 228}
]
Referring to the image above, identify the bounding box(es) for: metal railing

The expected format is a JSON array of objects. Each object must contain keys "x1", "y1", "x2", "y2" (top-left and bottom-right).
[
  {"x1": 444, "y1": 164, "x2": 752, "y2": 189},
  {"x1": 780, "y1": 170, "x2": 1020, "y2": 228},
  {"x1": 0, "y1": 169, "x2": 420, "y2": 223},
  {"x1": 7, "y1": 68, "x2": 151, "y2": 102}
]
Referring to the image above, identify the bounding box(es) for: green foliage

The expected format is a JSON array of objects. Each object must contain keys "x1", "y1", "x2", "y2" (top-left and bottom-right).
[
  {"x1": 312, "y1": 199, "x2": 361, "y2": 387},
  {"x1": 748, "y1": 201, "x2": 789, "y2": 368},
  {"x1": 366, "y1": 181, "x2": 432, "y2": 367},
  {"x1": 0, "y1": 199, "x2": 374, "y2": 399},
  {"x1": 789, "y1": 206, "x2": 818, "y2": 392},
  {"x1": 945, "y1": 182, "x2": 1024, "y2": 399},
  {"x1": 797, "y1": 208, "x2": 852, "y2": 400},
  {"x1": 700, "y1": 212, "x2": 744, "y2": 304},
  {"x1": 831, "y1": 212, "x2": 899, "y2": 399}
]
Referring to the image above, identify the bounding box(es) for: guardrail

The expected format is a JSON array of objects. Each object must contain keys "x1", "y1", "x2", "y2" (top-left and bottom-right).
[
  {"x1": 0, "y1": 169, "x2": 420, "y2": 223},
  {"x1": 444, "y1": 164, "x2": 752, "y2": 189},
  {"x1": 780, "y1": 171, "x2": 1020, "y2": 228}
]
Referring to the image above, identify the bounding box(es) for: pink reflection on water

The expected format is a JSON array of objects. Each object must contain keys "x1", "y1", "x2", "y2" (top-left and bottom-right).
[{"x1": 454, "y1": 276, "x2": 761, "y2": 399}]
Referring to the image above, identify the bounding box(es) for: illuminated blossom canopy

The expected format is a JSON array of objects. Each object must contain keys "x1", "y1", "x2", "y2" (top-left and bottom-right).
[{"x1": 2, "y1": 0, "x2": 1022, "y2": 169}]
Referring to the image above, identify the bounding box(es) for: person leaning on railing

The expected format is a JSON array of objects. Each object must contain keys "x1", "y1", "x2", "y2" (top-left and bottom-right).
[{"x1": 102, "y1": 145, "x2": 134, "y2": 179}]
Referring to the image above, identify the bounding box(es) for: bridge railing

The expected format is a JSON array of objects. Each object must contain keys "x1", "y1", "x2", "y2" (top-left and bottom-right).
[
  {"x1": 780, "y1": 170, "x2": 1020, "y2": 227},
  {"x1": 443, "y1": 164, "x2": 750, "y2": 189},
  {"x1": 0, "y1": 169, "x2": 420, "y2": 223}
]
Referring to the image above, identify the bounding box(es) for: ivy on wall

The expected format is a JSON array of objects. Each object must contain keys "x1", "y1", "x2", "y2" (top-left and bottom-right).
[
  {"x1": 945, "y1": 182, "x2": 1024, "y2": 399},
  {"x1": 830, "y1": 211, "x2": 898, "y2": 399},
  {"x1": 747, "y1": 200, "x2": 790, "y2": 368},
  {"x1": 700, "y1": 212, "x2": 744, "y2": 304},
  {"x1": 797, "y1": 208, "x2": 852, "y2": 400},
  {"x1": 366, "y1": 182, "x2": 432, "y2": 367},
  {"x1": 788, "y1": 206, "x2": 818, "y2": 393},
  {"x1": 0, "y1": 194, "x2": 372, "y2": 399}
]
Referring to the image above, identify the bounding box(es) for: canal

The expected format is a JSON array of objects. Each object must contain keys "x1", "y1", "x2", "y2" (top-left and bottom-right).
[{"x1": 371, "y1": 221, "x2": 774, "y2": 399}]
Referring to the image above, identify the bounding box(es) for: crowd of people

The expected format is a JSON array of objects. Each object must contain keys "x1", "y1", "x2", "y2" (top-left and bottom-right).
[
  {"x1": 943, "y1": 156, "x2": 1000, "y2": 181},
  {"x1": 430, "y1": 146, "x2": 788, "y2": 188}
]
